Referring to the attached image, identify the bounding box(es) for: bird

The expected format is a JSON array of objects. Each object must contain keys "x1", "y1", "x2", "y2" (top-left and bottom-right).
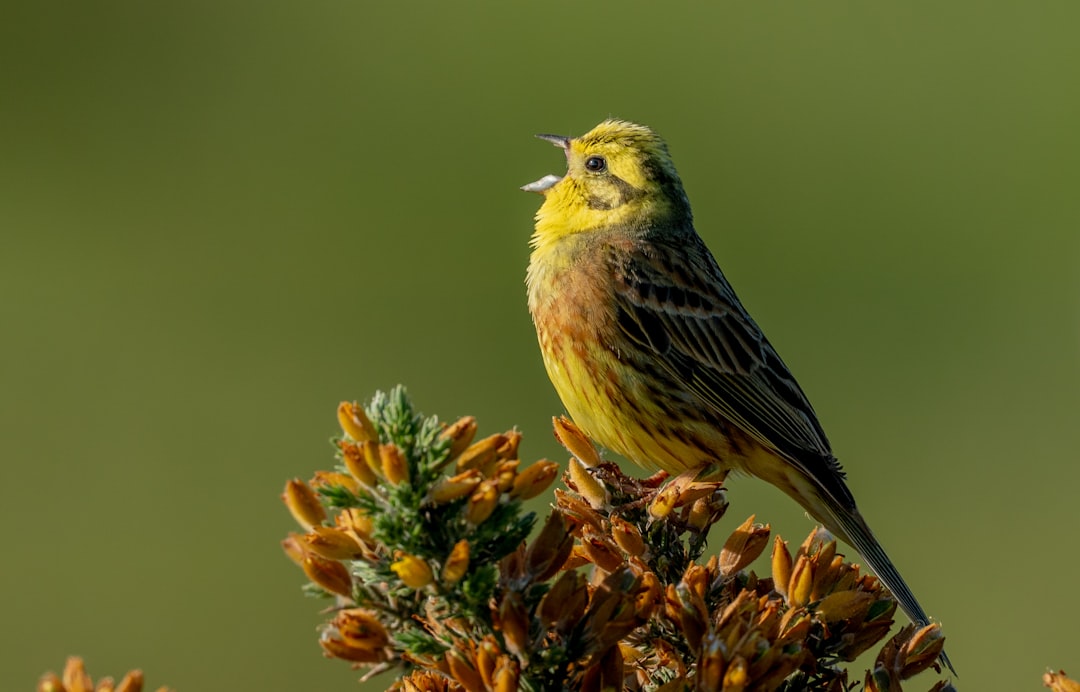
[{"x1": 523, "y1": 118, "x2": 953, "y2": 674}]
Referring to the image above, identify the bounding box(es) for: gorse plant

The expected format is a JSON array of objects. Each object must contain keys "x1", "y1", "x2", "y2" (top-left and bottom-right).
[
  {"x1": 32, "y1": 387, "x2": 1080, "y2": 690},
  {"x1": 282, "y1": 387, "x2": 550, "y2": 676},
  {"x1": 281, "y1": 387, "x2": 951, "y2": 691}
]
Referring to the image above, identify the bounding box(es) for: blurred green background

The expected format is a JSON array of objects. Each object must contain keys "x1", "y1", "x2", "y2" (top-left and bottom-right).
[{"x1": 2, "y1": 1, "x2": 1077, "y2": 689}]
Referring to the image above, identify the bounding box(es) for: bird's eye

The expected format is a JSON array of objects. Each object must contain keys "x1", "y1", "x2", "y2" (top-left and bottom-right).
[{"x1": 584, "y1": 156, "x2": 606, "y2": 172}]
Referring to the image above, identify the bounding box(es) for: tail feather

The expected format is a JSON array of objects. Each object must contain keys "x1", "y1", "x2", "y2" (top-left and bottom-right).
[{"x1": 828, "y1": 504, "x2": 957, "y2": 676}]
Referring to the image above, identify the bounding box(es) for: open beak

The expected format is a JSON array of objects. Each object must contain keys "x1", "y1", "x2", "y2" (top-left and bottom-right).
[
  {"x1": 535, "y1": 133, "x2": 570, "y2": 149},
  {"x1": 521, "y1": 133, "x2": 570, "y2": 193}
]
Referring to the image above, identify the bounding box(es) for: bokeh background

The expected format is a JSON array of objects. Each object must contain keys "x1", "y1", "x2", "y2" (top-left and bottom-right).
[{"x1": 2, "y1": 2, "x2": 1078, "y2": 689}]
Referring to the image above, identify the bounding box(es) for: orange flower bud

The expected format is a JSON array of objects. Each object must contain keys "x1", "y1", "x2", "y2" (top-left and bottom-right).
[
  {"x1": 675, "y1": 480, "x2": 720, "y2": 507},
  {"x1": 610, "y1": 516, "x2": 646, "y2": 557},
  {"x1": 440, "y1": 415, "x2": 478, "y2": 463},
  {"x1": 564, "y1": 545, "x2": 592, "y2": 571},
  {"x1": 538, "y1": 571, "x2": 587, "y2": 632},
  {"x1": 634, "y1": 570, "x2": 662, "y2": 620},
  {"x1": 456, "y1": 434, "x2": 504, "y2": 476},
  {"x1": 281, "y1": 533, "x2": 308, "y2": 566},
  {"x1": 553, "y1": 416, "x2": 601, "y2": 467},
  {"x1": 718, "y1": 515, "x2": 771, "y2": 577},
  {"x1": 311, "y1": 470, "x2": 360, "y2": 495},
  {"x1": 428, "y1": 469, "x2": 483, "y2": 504},
  {"x1": 686, "y1": 494, "x2": 715, "y2": 532},
  {"x1": 380, "y1": 443, "x2": 409, "y2": 485},
  {"x1": 492, "y1": 657, "x2": 520, "y2": 692},
  {"x1": 339, "y1": 441, "x2": 378, "y2": 487},
  {"x1": 38, "y1": 672, "x2": 63, "y2": 692},
  {"x1": 442, "y1": 539, "x2": 470, "y2": 585},
  {"x1": 283, "y1": 478, "x2": 326, "y2": 529},
  {"x1": 320, "y1": 635, "x2": 385, "y2": 663},
  {"x1": 303, "y1": 526, "x2": 365, "y2": 560},
  {"x1": 445, "y1": 649, "x2": 484, "y2": 692},
  {"x1": 337, "y1": 401, "x2": 377, "y2": 443},
  {"x1": 509, "y1": 459, "x2": 559, "y2": 500},
  {"x1": 833, "y1": 562, "x2": 858, "y2": 593},
  {"x1": 476, "y1": 639, "x2": 497, "y2": 688},
  {"x1": 810, "y1": 539, "x2": 837, "y2": 600},
  {"x1": 497, "y1": 592, "x2": 531, "y2": 658},
  {"x1": 526, "y1": 509, "x2": 574, "y2": 582},
  {"x1": 674, "y1": 581, "x2": 708, "y2": 651},
  {"x1": 1043, "y1": 671, "x2": 1080, "y2": 692},
  {"x1": 796, "y1": 526, "x2": 831, "y2": 562},
  {"x1": 788, "y1": 556, "x2": 813, "y2": 609},
  {"x1": 60, "y1": 657, "x2": 93, "y2": 692},
  {"x1": 772, "y1": 536, "x2": 792, "y2": 598},
  {"x1": 649, "y1": 481, "x2": 680, "y2": 519},
  {"x1": 391, "y1": 553, "x2": 434, "y2": 589},
  {"x1": 755, "y1": 600, "x2": 782, "y2": 640},
  {"x1": 681, "y1": 563, "x2": 709, "y2": 601},
  {"x1": 899, "y1": 624, "x2": 946, "y2": 679},
  {"x1": 492, "y1": 459, "x2": 520, "y2": 493},
  {"x1": 554, "y1": 488, "x2": 604, "y2": 530},
  {"x1": 465, "y1": 479, "x2": 500, "y2": 525},
  {"x1": 302, "y1": 555, "x2": 353, "y2": 597},
  {"x1": 361, "y1": 439, "x2": 382, "y2": 479},
  {"x1": 333, "y1": 608, "x2": 390, "y2": 653},
  {"x1": 567, "y1": 457, "x2": 607, "y2": 509},
  {"x1": 114, "y1": 670, "x2": 147, "y2": 692},
  {"x1": 815, "y1": 590, "x2": 874, "y2": 624},
  {"x1": 496, "y1": 430, "x2": 522, "y2": 460},
  {"x1": 335, "y1": 508, "x2": 375, "y2": 544},
  {"x1": 579, "y1": 524, "x2": 625, "y2": 573},
  {"x1": 663, "y1": 582, "x2": 681, "y2": 625}
]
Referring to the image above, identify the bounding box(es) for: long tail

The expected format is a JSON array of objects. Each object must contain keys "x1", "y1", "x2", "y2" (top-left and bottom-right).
[{"x1": 825, "y1": 501, "x2": 957, "y2": 676}]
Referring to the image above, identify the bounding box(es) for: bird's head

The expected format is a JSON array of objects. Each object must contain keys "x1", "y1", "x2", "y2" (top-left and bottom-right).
[{"x1": 523, "y1": 119, "x2": 691, "y2": 248}]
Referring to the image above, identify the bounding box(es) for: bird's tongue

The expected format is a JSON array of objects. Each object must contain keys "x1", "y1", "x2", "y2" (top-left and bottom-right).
[{"x1": 520, "y1": 174, "x2": 563, "y2": 193}]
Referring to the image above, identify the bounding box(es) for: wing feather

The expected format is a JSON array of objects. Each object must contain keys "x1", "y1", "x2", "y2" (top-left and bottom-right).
[{"x1": 612, "y1": 232, "x2": 852, "y2": 504}]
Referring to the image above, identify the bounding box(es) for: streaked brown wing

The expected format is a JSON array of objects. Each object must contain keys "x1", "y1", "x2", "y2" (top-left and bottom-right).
[
  {"x1": 608, "y1": 232, "x2": 954, "y2": 674},
  {"x1": 612, "y1": 232, "x2": 852, "y2": 501}
]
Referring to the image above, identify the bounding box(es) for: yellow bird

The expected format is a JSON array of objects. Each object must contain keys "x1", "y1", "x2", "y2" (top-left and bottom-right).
[{"x1": 524, "y1": 119, "x2": 953, "y2": 673}]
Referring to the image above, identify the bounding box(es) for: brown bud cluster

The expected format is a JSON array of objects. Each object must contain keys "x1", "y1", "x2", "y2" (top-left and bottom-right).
[
  {"x1": 494, "y1": 517, "x2": 653, "y2": 689},
  {"x1": 441, "y1": 636, "x2": 521, "y2": 692},
  {"x1": 38, "y1": 657, "x2": 172, "y2": 692},
  {"x1": 865, "y1": 625, "x2": 957, "y2": 692},
  {"x1": 542, "y1": 419, "x2": 950, "y2": 691},
  {"x1": 282, "y1": 408, "x2": 560, "y2": 592},
  {"x1": 392, "y1": 671, "x2": 465, "y2": 692},
  {"x1": 1046, "y1": 671, "x2": 1080, "y2": 692},
  {"x1": 438, "y1": 421, "x2": 557, "y2": 523},
  {"x1": 770, "y1": 527, "x2": 907, "y2": 664},
  {"x1": 281, "y1": 398, "x2": 953, "y2": 691},
  {"x1": 320, "y1": 608, "x2": 392, "y2": 665},
  {"x1": 281, "y1": 399, "x2": 563, "y2": 681}
]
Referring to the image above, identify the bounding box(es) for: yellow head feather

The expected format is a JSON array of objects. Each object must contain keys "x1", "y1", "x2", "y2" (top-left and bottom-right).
[{"x1": 527, "y1": 119, "x2": 690, "y2": 255}]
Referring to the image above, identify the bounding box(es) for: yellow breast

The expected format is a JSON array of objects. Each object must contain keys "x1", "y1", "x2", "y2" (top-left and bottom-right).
[{"x1": 527, "y1": 239, "x2": 741, "y2": 475}]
